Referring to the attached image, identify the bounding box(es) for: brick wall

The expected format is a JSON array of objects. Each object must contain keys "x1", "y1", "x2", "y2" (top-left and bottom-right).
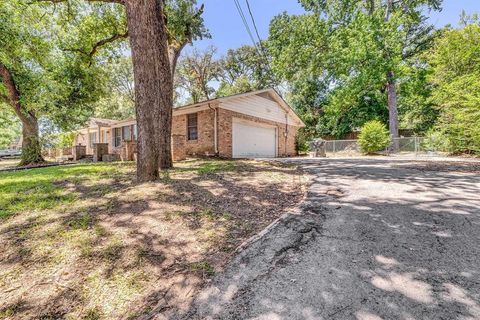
[
  {"x1": 217, "y1": 108, "x2": 299, "y2": 158},
  {"x1": 87, "y1": 106, "x2": 300, "y2": 160},
  {"x1": 172, "y1": 108, "x2": 216, "y2": 157}
]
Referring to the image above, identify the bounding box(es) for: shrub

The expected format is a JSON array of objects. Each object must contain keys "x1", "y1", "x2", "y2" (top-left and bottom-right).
[
  {"x1": 422, "y1": 130, "x2": 451, "y2": 153},
  {"x1": 358, "y1": 120, "x2": 391, "y2": 154},
  {"x1": 295, "y1": 128, "x2": 310, "y2": 153}
]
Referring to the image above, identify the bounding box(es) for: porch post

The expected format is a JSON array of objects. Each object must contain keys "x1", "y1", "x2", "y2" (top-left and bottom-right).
[{"x1": 87, "y1": 128, "x2": 90, "y2": 154}]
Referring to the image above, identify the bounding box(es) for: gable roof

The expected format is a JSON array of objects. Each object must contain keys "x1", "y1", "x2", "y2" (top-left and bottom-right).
[
  {"x1": 79, "y1": 89, "x2": 305, "y2": 130},
  {"x1": 88, "y1": 118, "x2": 119, "y2": 128},
  {"x1": 175, "y1": 88, "x2": 305, "y2": 127}
]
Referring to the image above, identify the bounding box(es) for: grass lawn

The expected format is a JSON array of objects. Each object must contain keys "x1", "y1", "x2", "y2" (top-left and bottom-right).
[{"x1": 0, "y1": 159, "x2": 306, "y2": 319}]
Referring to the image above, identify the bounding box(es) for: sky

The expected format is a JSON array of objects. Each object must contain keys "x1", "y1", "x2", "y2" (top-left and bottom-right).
[{"x1": 190, "y1": 0, "x2": 480, "y2": 55}]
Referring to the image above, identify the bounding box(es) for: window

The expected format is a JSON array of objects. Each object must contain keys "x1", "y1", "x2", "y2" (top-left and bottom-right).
[
  {"x1": 133, "y1": 125, "x2": 138, "y2": 141},
  {"x1": 89, "y1": 132, "x2": 97, "y2": 149},
  {"x1": 114, "y1": 127, "x2": 122, "y2": 147},
  {"x1": 122, "y1": 125, "x2": 131, "y2": 141},
  {"x1": 187, "y1": 113, "x2": 198, "y2": 141}
]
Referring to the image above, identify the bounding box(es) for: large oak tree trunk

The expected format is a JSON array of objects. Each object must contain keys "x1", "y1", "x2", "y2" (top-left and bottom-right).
[
  {"x1": 387, "y1": 71, "x2": 399, "y2": 152},
  {"x1": 19, "y1": 115, "x2": 43, "y2": 165},
  {"x1": 124, "y1": 0, "x2": 173, "y2": 181},
  {"x1": 383, "y1": 0, "x2": 399, "y2": 152},
  {"x1": 0, "y1": 63, "x2": 44, "y2": 166}
]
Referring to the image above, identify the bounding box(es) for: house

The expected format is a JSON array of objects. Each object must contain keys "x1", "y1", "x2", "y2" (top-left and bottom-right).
[{"x1": 74, "y1": 89, "x2": 305, "y2": 160}]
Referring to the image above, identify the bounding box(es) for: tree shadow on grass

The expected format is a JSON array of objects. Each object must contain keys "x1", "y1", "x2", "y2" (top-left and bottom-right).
[{"x1": 0, "y1": 159, "x2": 304, "y2": 319}]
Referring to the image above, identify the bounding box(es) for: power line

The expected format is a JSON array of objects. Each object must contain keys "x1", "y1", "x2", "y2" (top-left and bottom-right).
[
  {"x1": 244, "y1": 0, "x2": 269, "y2": 58},
  {"x1": 232, "y1": 0, "x2": 283, "y2": 95},
  {"x1": 240, "y1": 0, "x2": 281, "y2": 93},
  {"x1": 233, "y1": 0, "x2": 261, "y2": 56}
]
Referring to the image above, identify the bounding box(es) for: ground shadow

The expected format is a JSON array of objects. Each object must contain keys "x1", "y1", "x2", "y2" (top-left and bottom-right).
[
  {"x1": 0, "y1": 159, "x2": 304, "y2": 319},
  {"x1": 182, "y1": 158, "x2": 480, "y2": 319}
]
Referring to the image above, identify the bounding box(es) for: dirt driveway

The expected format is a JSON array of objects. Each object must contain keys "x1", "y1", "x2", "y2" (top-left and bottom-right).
[{"x1": 183, "y1": 158, "x2": 480, "y2": 320}]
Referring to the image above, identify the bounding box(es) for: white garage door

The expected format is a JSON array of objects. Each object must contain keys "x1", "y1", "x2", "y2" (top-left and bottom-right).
[{"x1": 232, "y1": 120, "x2": 276, "y2": 158}]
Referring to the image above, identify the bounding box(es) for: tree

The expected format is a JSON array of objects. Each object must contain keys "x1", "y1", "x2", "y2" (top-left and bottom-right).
[
  {"x1": 428, "y1": 24, "x2": 480, "y2": 154},
  {"x1": 398, "y1": 60, "x2": 438, "y2": 134},
  {"x1": 269, "y1": 0, "x2": 442, "y2": 146},
  {"x1": 0, "y1": 2, "x2": 106, "y2": 165},
  {"x1": 269, "y1": 13, "x2": 331, "y2": 140},
  {"x1": 216, "y1": 44, "x2": 279, "y2": 96},
  {"x1": 0, "y1": 109, "x2": 21, "y2": 149},
  {"x1": 94, "y1": 57, "x2": 136, "y2": 120},
  {"x1": 36, "y1": 0, "x2": 208, "y2": 181},
  {"x1": 176, "y1": 46, "x2": 220, "y2": 104}
]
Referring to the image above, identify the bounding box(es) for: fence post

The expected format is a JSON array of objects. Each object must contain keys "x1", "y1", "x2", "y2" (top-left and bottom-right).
[
  {"x1": 414, "y1": 137, "x2": 418, "y2": 156},
  {"x1": 333, "y1": 140, "x2": 336, "y2": 154}
]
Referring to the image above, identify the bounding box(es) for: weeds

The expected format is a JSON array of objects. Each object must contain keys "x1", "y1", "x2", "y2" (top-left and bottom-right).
[{"x1": 189, "y1": 261, "x2": 215, "y2": 276}]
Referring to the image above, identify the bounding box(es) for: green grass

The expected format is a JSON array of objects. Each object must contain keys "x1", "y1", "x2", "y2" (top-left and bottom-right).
[
  {"x1": 196, "y1": 161, "x2": 236, "y2": 174},
  {"x1": 0, "y1": 163, "x2": 128, "y2": 219},
  {"x1": 0, "y1": 158, "x2": 303, "y2": 319}
]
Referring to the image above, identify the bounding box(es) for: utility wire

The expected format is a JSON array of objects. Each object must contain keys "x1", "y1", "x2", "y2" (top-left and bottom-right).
[
  {"x1": 244, "y1": 0, "x2": 269, "y2": 60},
  {"x1": 233, "y1": 0, "x2": 262, "y2": 56},
  {"x1": 238, "y1": 0, "x2": 281, "y2": 94}
]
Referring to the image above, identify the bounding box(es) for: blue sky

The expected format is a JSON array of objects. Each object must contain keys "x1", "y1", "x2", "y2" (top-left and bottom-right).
[{"x1": 191, "y1": 0, "x2": 480, "y2": 55}]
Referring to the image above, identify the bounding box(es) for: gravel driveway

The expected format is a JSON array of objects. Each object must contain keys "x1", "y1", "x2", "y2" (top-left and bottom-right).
[{"x1": 183, "y1": 158, "x2": 480, "y2": 320}]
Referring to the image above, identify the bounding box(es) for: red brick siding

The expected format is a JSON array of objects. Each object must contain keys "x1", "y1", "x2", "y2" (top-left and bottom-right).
[
  {"x1": 172, "y1": 109, "x2": 216, "y2": 156},
  {"x1": 86, "y1": 107, "x2": 300, "y2": 160}
]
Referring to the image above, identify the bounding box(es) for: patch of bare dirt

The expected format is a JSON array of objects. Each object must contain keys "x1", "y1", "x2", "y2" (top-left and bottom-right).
[{"x1": 0, "y1": 159, "x2": 307, "y2": 319}]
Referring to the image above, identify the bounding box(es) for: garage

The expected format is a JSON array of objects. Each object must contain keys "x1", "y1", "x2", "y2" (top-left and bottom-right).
[{"x1": 232, "y1": 120, "x2": 277, "y2": 158}]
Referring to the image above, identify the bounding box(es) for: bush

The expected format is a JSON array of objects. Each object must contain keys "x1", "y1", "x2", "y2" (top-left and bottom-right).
[
  {"x1": 358, "y1": 120, "x2": 391, "y2": 154},
  {"x1": 422, "y1": 130, "x2": 451, "y2": 153},
  {"x1": 57, "y1": 132, "x2": 75, "y2": 149},
  {"x1": 295, "y1": 128, "x2": 310, "y2": 153}
]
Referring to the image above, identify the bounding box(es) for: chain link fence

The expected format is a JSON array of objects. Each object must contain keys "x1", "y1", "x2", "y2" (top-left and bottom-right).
[
  {"x1": 324, "y1": 140, "x2": 360, "y2": 155},
  {"x1": 322, "y1": 137, "x2": 446, "y2": 157}
]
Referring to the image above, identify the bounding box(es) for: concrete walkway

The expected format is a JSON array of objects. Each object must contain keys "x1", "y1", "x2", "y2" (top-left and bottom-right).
[{"x1": 184, "y1": 158, "x2": 480, "y2": 320}]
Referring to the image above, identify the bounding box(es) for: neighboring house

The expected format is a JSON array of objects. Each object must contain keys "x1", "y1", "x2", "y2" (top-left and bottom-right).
[{"x1": 75, "y1": 89, "x2": 305, "y2": 159}]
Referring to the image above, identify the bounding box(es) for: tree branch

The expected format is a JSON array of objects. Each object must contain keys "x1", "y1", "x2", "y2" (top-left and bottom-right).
[
  {"x1": 34, "y1": 0, "x2": 124, "y2": 5},
  {"x1": 62, "y1": 31, "x2": 128, "y2": 65},
  {"x1": 89, "y1": 31, "x2": 128, "y2": 57},
  {"x1": 0, "y1": 63, "x2": 35, "y2": 124}
]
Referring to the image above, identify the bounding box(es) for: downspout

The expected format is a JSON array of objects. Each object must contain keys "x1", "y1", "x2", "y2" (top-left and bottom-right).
[
  {"x1": 284, "y1": 112, "x2": 289, "y2": 156},
  {"x1": 208, "y1": 103, "x2": 218, "y2": 155}
]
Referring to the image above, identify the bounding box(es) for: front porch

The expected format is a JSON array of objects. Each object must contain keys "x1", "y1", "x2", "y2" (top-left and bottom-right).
[{"x1": 74, "y1": 118, "x2": 138, "y2": 162}]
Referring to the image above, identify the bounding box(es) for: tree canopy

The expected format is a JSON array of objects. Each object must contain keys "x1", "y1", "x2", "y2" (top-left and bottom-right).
[
  {"x1": 428, "y1": 24, "x2": 480, "y2": 154},
  {"x1": 216, "y1": 44, "x2": 279, "y2": 97},
  {"x1": 0, "y1": 0, "x2": 108, "y2": 163},
  {"x1": 94, "y1": 56, "x2": 136, "y2": 120},
  {"x1": 2, "y1": 0, "x2": 479, "y2": 161},
  {"x1": 268, "y1": 0, "x2": 442, "y2": 140},
  {"x1": 176, "y1": 46, "x2": 220, "y2": 104}
]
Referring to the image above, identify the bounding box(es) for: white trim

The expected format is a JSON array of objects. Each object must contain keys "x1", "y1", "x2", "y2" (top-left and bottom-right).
[
  {"x1": 111, "y1": 119, "x2": 136, "y2": 129},
  {"x1": 232, "y1": 117, "x2": 277, "y2": 129},
  {"x1": 173, "y1": 105, "x2": 210, "y2": 116},
  {"x1": 173, "y1": 89, "x2": 304, "y2": 127}
]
